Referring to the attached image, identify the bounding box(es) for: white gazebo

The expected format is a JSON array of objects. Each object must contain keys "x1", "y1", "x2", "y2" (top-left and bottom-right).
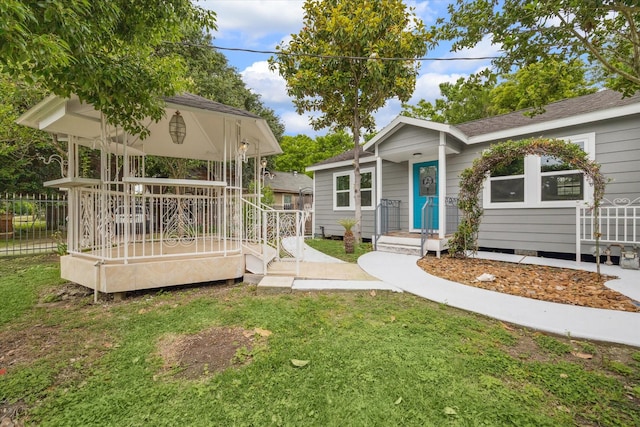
[{"x1": 18, "y1": 93, "x2": 303, "y2": 296}]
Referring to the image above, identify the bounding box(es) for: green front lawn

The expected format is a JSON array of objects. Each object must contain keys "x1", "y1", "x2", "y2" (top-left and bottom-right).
[
  {"x1": 0, "y1": 255, "x2": 638, "y2": 426},
  {"x1": 305, "y1": 237, "x2": 372, "y2": 263}
]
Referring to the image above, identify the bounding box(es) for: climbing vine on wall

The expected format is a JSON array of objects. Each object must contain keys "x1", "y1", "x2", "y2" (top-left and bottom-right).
[{"x1": 450, "y1": 138, "x2": 606, "y2": 270}]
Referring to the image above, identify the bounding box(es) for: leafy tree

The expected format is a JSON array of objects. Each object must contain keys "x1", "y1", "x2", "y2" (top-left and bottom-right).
[
  {"x1": 489, "y1": 59, "x2": 597, "y2": 115},
  {"x1": 0, "y1": 74, "x2": 64, "y2": 194},
  {"x1": 402, "y1": 59, "x2": 596, "y2": 124},
  {"x1": 274, "y1": 131, "x2": 353, "y2": 176},
  {"x1": 0, "y1": 0, "x2": 216, "y2": 136},
  {"x1": 436, "y1": 0, "x2": 640, "y2": 98},
  {"x1": 402, "y1": 69, "x2": 496, "y2": 124},
  {"x1": 270, "y1": 0, "x2": 429, "y2": 240},
  {"x1": 274, "y1": 135, "x2": 316, "y2": 175},
  {"x1": 311, "y1": 131, "x2": 354, "y2": 165}
]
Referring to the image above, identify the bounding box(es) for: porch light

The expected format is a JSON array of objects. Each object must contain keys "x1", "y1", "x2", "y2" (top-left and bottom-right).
[
  {"x1": 238, "y1": 139, "x2": 250, "y2": 162},
  {"x1": 412, "y1": 152, "x2": 422, "y2": 158},
  {"x1": 261, "y1": 157, "x2": 274, "y2": 179},
  {"x1": 169, "y1": 111, "x2": 186, "y2": 144}
]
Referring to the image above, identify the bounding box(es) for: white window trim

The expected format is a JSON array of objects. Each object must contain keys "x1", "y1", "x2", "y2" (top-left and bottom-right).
[
  {"x1": 332, "y1": 168, "x2": 376, "y2": 211},
  {"x1": 483, "y1": 133, "x2": 595, "y2": 209}
]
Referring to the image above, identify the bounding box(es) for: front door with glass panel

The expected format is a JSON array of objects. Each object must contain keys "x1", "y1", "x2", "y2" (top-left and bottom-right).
[{"x1": 413, "y1": 161, "x2": 438, "y2": 230}]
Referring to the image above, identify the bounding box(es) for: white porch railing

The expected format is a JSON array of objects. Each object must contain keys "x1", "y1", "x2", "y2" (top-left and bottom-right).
[{"x1": 576, "y1": 197, "x2": 640, "y2": 261}]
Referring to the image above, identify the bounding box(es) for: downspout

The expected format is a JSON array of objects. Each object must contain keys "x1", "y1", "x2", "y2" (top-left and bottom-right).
[
  {"x1": 311, "y1": 173, "x2": 316, "y2": 237},
  {"x1": 376, "y1": 146, "x2": 382, "y2": 241},
  {"x1": 438, "y1": 132, "x2": 447, "y2": 240}
]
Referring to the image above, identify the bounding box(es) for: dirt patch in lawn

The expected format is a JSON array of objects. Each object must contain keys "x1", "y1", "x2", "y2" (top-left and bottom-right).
[
  {"x1": 156, "y1": 326, "x2": 271, "y2": 380},
  {"x1": 417, "y1": 255, "x2": 639, "y2": 312}
]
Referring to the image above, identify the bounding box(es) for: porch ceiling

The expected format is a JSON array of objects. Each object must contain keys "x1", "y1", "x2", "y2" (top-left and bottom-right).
[
  {"x1": 17, "y1": 94, "x2": 281, "y2": 161},
  {"x1": 378, "y1": 144, "x2": 460, "y2": 163}
]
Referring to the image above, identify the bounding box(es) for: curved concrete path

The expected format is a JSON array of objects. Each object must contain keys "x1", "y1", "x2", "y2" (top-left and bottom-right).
[{"x1": 357, "y1": 251, "x2": 640, "y2": 348}]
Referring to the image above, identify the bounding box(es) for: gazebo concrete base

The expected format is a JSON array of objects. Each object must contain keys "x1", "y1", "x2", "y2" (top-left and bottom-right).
[{"x1": 60, "y1": 254, "x2": 245, "y2": 294}]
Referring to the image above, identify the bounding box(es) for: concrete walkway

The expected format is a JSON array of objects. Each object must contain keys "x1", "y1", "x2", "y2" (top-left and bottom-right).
[
  {"x1": 356, "y1": 251, "x2": 640, "y2": 348},
  {"x1": 274, "y1": 239, "x2": 640, "y2": 347}
]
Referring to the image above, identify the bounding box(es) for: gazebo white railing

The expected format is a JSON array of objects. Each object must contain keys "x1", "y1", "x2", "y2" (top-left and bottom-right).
[{"x1": 69, "y1": 179, "x2": 243, "y2": 261}]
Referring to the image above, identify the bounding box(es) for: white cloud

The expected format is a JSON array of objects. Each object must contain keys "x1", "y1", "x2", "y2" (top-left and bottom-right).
[
  {"x1": 373, "y1": 99, "x2": 403, "y2": 132},
  {"x1": 240, "y1": 61, "x2": 290, "y2": 104},
  {"x1": 410, "y1": 72, "x2": 466, "y2": 103},
  {"x1": 407, "y1": 0, "x2": 438, "y2": 25},
  {"x1": 202, "y1": 1, "x2": 305, "y2": 43},
  {"x1": 280, "y1": 111, "x2": 317, "y2": 135},
  {"x1": 425, "y1": 36, "x2": 500, "y2": 74}
]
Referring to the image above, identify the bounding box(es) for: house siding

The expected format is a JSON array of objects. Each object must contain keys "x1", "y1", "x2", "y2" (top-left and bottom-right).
[
  {"x1": 313, "y1": 162, "x2": 378, "y2": 239},
  {"x1": 379, "y1": 160, "x2": 410, "y2": 232},
  {"x1": 312, "y1": 159, "x2": 410, "y2": 239},
  {"x1": 312, "y1": 103, "x2": 639, "y2": 256},
  {"x1": 378, "y1": 126, "x2": 440, "y2": 158},
  {"x1": 460, "y1": 115, "x2": 640, "y2": 255}
]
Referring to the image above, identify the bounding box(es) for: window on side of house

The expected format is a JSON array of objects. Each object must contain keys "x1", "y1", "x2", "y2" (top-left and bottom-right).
[
  {"x1": 333, "y1": 168, "x2": 375, "y2": 210},
  {"x1": 283, "y1": 194, "x2": 292, "y2": 209},
  {"x1": 335, "y1": 173, "x2": 351, "y2": 208},
  {"x1": 489, "y1": 157, "x2": 525, "y2": 203},
  {"x1": 540, "y1": 139, "x2": 586, "y2": 201},
  {"x1": 484, "y1": 133, "x2": 595, "y2": 209}
]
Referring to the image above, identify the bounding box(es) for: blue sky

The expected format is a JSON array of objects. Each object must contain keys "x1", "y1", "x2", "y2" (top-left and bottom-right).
[{"x1": 200, "y1": 0, "x2": 500, "y2": 137}]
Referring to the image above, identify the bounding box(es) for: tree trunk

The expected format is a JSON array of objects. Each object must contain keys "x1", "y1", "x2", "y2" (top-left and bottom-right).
[
  {"x1": 344, "y1": 230, "x2": 355, "y2": 254},
  {"x1": 352, "y1": 98, "x2": 362, "y2": 244}
]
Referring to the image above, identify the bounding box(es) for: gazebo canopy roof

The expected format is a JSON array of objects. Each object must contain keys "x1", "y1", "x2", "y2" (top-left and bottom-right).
[{"x1": 17, "y1": 93, "x2": 281, "y2": 161}]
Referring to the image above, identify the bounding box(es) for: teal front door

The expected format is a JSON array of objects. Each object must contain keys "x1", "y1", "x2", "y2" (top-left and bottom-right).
[{"x1": 413, "y1": 161, "x2": 438, "y2": 230}]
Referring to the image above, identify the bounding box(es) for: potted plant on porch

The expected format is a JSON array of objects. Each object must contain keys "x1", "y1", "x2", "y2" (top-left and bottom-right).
[{"x1": 338, "y1": 217, "x2": 358, "y2": 254}]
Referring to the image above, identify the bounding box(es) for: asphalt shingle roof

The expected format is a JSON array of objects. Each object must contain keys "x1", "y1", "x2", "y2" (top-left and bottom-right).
[
  {"x1": 308, "y1": 90, "x2": 640, "y2": 169},
  {"x1": 455, "y1": 89, "x2": 640, "y2": 137},
  {"x1": 310, "y1": 146, "x2": 374, "y2": 168},
  {"x1": 263, "y1": 171, "x2": 313, "y2": 193},
  {"x1": 164, "y1": 93, "x2": 261, "y2": 119}
]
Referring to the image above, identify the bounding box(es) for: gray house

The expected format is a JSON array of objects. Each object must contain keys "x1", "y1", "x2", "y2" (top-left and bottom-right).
[{"x1": 307, "y1": 90, "x2": 640, "y2": 260}]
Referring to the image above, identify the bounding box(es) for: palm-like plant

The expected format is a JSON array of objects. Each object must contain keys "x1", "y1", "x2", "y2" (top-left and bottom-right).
[{"x1": 338, "y1": 218, "x2": 358, "y2": 254}]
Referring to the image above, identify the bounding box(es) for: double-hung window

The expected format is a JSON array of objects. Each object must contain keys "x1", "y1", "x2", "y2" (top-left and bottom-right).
[
  {"x1": 484, "y1": 133, "x2": 595, "y2": 208},
  {"x1": 333, "y1": 168, "x2": 375, "y2": 210}
]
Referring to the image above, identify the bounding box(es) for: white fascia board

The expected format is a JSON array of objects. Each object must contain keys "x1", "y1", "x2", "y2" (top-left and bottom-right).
[
  {"x1": 363, "y1": 115, "x2": 469, "y2": 151},
  {"x1": 38, "y1": 104, "x2": 67, "y2": 130},
  {"x1": 306, "y1": 155, "x2": 377, "y2": 172},
  {"x1": 467, "y1": 103, "x2": 640, "y2": 144},
  {"x1": 16, "y1": 95, "x2": 66, "y2": 129}
]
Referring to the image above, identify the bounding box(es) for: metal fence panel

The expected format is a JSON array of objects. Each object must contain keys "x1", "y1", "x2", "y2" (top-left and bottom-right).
[{"x1": 0, "y1": 194, "x2": 68, "y2": 256}]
